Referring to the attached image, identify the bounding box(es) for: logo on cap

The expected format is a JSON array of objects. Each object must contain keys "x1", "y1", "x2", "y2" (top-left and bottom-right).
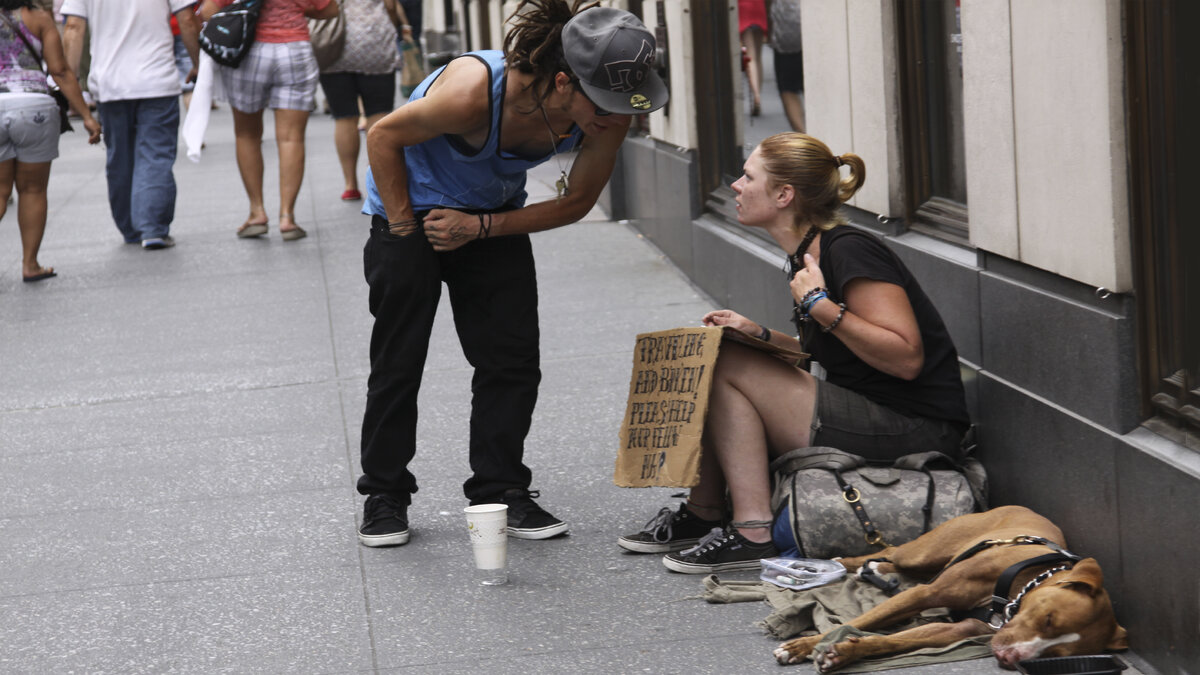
[
  {"x1": 630, "y1": 94, "x2": 651, "y2": 110},
  {"x1": 603, "y1": 39, "x2": 654, "y2": 93}
]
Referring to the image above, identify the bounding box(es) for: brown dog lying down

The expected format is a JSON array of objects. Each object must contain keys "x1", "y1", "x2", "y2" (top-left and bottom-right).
[{"x1": 773, "y1": 505, "x2": 1128, "y2": 671}]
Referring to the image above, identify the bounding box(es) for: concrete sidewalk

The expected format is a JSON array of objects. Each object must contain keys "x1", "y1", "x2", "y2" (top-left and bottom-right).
[{"x1": 2, "y1": 105, "x2": 1015, "y2": 674}]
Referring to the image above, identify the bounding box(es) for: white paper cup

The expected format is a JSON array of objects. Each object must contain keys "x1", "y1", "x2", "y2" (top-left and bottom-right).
[{"x1": 464, "y1": 504, "x2": 508, "y2": 585}]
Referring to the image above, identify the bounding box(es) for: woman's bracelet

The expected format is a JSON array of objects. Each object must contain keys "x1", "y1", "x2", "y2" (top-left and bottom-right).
[
  {"x1": 756, "y1": 323, "x2": 771, "y2": 341},
  {"x1": 819, "y1": 302, "x2": 847, "y2": 333},
  {"x1": 799, "y1": 288, "x2": 828, "y2": 317},
  {"x1": 799, "y1": 287, "x2": 826, "y2": 306}
]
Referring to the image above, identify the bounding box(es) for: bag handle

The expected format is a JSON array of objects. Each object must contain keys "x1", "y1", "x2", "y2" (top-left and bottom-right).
[{"x1": 831, "y1": 469, "x2": 888, "y2": 548}]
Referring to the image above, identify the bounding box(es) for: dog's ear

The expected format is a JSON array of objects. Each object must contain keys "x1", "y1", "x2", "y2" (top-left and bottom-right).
[
  {"x1": 1107, "y1": 624, "x2": 1129, "y2": 651},
  {"x1": 1054, "y1": 558, "x2": 1104, "y2": 596}
]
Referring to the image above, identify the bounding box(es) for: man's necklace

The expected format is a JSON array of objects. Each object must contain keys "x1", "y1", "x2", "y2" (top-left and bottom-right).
[{"x1": 538, "y1": 105, "x2": 571, "y2": 199}]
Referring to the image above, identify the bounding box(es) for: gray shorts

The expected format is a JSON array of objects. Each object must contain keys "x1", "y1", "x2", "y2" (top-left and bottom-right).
[
  {"x1": 0, "y1": 95, "x2": 60, "y2": 163},
  {"x1": 218, "y1": 41, "x2": 319, "y2": 112},
  {"x1": 810, "y1": 378, "x2": 966, "y2": 461}
]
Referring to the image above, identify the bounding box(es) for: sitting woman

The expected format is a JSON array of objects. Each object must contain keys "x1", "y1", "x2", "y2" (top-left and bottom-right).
[{"x1": 618, "y1": 132, "x2": 970, "y2": 574}]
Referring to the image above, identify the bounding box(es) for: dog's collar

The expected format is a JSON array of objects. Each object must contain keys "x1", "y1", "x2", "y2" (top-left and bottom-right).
[{"x1": 994, "y1": 560, "x2": 1074, "y2": 628}]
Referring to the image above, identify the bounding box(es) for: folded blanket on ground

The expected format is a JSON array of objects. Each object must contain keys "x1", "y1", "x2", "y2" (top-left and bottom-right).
[{"x1": 701, "y1": 572, "x2": 993, "y2": 672}]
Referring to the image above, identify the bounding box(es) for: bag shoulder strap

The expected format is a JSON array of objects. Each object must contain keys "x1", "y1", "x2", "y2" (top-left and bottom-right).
[{"x1": 1, "y1": 10, "x2": 43, "y2": 66}]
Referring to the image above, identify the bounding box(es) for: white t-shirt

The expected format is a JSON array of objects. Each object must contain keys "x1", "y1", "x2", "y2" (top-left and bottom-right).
[{"x1": 59, "y1": 0, "x2": 194, "y2": 102}]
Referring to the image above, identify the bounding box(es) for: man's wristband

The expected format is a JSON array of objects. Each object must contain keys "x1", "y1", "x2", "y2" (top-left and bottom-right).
[
  {"x1": 388, "y1": 218, "x2": 418, "y2": 234},
  {"x1": 756, "y1": 323, "x2": 771, "y2": 341}
]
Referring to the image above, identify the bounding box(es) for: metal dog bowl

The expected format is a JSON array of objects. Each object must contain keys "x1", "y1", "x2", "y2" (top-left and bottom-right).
[{"x1": 1015, "y1": 655, "x2": 1127, "y2": 675}]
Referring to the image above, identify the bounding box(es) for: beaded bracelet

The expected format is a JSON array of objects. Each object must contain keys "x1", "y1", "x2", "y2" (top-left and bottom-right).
[
  {"x1": 820, "y1": 302, "x2": 847, "y2": 333},
  {"x1": 799, "y1": 286, "x2": 826, "y2": 307},
  {"x1": 800, "y1": 290, "x2": 828, "y2": 316}
]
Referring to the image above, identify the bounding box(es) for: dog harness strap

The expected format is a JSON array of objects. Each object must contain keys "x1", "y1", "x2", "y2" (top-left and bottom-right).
[{"x1": 928, "y1": 535, "x2": 1078, "y2": 586}]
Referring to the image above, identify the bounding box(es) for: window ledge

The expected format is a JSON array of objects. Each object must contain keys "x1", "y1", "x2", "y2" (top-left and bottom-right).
[{"x1": 1125, "y1": 425, "x2": 1200, "y2": 481}]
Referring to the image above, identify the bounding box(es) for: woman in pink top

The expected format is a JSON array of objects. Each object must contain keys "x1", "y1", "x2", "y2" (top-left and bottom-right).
[{"x1": 199, "y1": 0, "x2": 339, "y2": 241}]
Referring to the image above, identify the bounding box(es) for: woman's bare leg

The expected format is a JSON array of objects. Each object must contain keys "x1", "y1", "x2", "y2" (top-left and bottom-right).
[
  {"x1": 333, "y1": 117, "x2": 360, "y2": 193},
  {"x1": 274, "y1": 108, "x2": 309, "y2": 233},
  {"x1": 741, "y1": 27, "x2": 765, "y2": 114},
  {"x1": 699, "y1": 342, "x2": 816, "y2": 542},
  {"x1": 231, "y1": 107, "x2": 268, "y2": 230},
  {"x1": 334, "y1": 111, "x2": 386, "y2": 194},
  {"x1": 13, "y1": 160, "x2": 53, "y2": 278},
  {"x1": 781, "y1": 90, "x2": 806, "y2": 133}
]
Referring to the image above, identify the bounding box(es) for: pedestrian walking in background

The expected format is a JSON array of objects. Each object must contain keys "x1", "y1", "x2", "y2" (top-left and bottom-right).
[
  {"x1": 738, "y1": 0, "x2": 767, "y2": 117},
  {"x1": 397, "y1": 0, "x2": 419, "y2": 45},
  {"x1": 355, "y1": 0, "x2": 668, "y2": 547},
  {"x1": 317, "y1": 0, "x2": 408, "y2": 202},
  {"x1": 0, "y1": 0, "x2": 99, "y2": 281},
  {"x1": 198, "y1": 0, "x2": 339, "y2": 242},
  {"x1": 770, "y1": 0, "x2": 804, "y2": 132},
  {"x1": 60, "y1": 0, "x2": 198, "y2": 250}
]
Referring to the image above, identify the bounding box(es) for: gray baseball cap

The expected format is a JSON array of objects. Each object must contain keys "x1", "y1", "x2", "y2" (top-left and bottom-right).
[{"x1": 561, "y1": 7, "x2": 669, "y2": 115}]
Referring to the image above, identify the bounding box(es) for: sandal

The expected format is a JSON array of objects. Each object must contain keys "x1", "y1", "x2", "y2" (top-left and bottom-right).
[
  {"x1": 281, "y1": 225, "x2": 307, "y2": 241},
  {"x1": 238, "y1": 221, "x2": 268, "y2": 238}
]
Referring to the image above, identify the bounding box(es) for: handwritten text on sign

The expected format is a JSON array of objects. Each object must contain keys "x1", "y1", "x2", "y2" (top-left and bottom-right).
[{"x1": 615, "y1": 327, "x2": 723, "y2": 487}]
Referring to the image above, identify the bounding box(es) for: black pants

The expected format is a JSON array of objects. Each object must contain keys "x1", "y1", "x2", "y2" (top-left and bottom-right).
[{"x1": 357, "y1": 215, "x2": 541, "y2": 505}]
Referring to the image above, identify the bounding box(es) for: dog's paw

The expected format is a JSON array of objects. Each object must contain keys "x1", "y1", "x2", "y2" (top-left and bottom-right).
[
  {"x1": 853, "y1": 561, "x2": 881, "y2": 580},
  {"x1": 815, "y1": 637, "x2": 863, "y2": 673},
  {"x1": 774, "y1": 636, "x2": 819, "y2": 665}
]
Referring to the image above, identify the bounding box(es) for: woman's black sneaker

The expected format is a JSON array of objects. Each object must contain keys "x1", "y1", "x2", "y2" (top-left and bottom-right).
[
  {"x1": 358, "y1": 494, "x2": 410, "y2": 547},
  {"x1": 617, "y1": 503, "x2": 724, "y2": 553},
  {"x1": 501, "y1": 489, "x2": 569, "y2": 539},
  {"x1": 662, "y1": 526, "x2": 778, "y2": 573}
]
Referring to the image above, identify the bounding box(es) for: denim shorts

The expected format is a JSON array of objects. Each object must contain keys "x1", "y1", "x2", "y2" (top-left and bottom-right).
[
  {"x1": 809, "y1": 378, "x2": 966, "y2": 461},
  {"x1": 0, "y1": 95, "x2": 60, "y2": 163},
  {"x1": 219, "y1": 41, "x2": 319, "y2": 112}
]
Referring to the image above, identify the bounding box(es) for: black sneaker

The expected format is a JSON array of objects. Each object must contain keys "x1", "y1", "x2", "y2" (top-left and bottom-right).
[
  {"x1": 500, "y1": 489, "x2": 568, "y2": 539},
  {"x1": 358, "y1": 494, "x2": 410, "y2": 547},
  {"x1": 617, "y1": 503, "x2": 725, "y2": 553},
  {"x1": 662, "y1": 526, "x2": 778, "y2": 574}
]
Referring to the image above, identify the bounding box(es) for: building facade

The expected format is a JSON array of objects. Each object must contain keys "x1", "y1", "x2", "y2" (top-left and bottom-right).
[{"x1": 421, "y1": 2, "x2": 1197, "y2": 672}]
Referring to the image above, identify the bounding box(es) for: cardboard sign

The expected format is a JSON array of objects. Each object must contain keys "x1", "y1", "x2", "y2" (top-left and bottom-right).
[
  {"x1": 614, "y1": 326, "x2": 807, "y2": 488},
  {"x1": 615, "y1": 327, "x2": 720, "y2": 487}
]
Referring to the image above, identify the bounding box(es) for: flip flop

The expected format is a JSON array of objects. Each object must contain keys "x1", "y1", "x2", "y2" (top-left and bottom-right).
[
  {"x1": 23, "y1": 270, "x2": 57, "y2": 282},
  {"x1": 237, "y1": 222, "x2": 268, "y2": 238},
  {"x1": 280, "y1": 225, "x2": 307, "y2": 241}
]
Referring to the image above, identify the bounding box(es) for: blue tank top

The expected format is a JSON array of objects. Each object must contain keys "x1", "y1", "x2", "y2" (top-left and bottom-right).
[{"x1": 363, "y1": 50, "x2": 583, "y2": 218}]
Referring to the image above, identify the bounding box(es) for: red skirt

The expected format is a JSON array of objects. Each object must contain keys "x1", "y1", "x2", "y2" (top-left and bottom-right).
[{"x1": 738, "y1": 0, "x2": 768, "y2": 34}]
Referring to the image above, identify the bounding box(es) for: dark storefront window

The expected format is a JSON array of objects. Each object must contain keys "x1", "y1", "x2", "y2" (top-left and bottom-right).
[
  {"x1": 1127, "y1": 0, "x2": 1200, "y2": 447},
  {"x1": 898, "y1": 0, "x2": 969, "y2": 243}
]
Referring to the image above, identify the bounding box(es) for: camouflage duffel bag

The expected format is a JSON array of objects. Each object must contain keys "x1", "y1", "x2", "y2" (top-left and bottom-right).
[{"x1": 768, "y1": 446, "x2": 987, "y2": 560}]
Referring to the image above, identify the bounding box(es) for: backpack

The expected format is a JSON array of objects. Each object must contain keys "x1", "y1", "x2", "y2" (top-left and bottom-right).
[
  {"x1": 199, "y1": 0, "x2": 262, "y2": 68},
  {"x1": 769, "y1": 441, "x2": 988, "y2": 560}
]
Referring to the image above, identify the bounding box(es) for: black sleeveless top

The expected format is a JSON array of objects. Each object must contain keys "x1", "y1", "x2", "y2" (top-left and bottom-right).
[{"x1": 803, "y1": 226, "x2": 970, "y2": 427}]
